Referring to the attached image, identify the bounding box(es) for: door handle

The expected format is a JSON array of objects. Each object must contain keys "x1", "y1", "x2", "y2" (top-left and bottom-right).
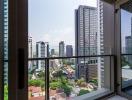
[{"x1": 18, "y1": 48, "x2": 25, "y2": 89}]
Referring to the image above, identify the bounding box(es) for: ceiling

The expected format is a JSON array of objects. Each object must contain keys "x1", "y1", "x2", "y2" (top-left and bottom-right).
[{"x1": 121, "y1": 0, "x2": 132, "y2": 13}]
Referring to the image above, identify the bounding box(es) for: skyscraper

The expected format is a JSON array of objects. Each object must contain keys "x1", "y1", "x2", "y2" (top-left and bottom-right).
[
  {"x1": 97, "y1": 0, "x2": 115, "y2": 88},
  {"x1": 75, "y1": 5, "x2": 98, "y2": 81},
  {"x1": 36, "y1": 41, "x2": 49, "y2": 70},
  {"x1": 1, "y1": 0, "x2": 8, "y2": 84},
  {"x1": 59, "y1": 41, "x2": 65, "y2": 57},
  {"x1": 97, "y1": 0, "x2": 105, "y2": 88},
  {"x1": 125, "y1": 36, "x2": 132, "y2": 67},
  {"x1": 125, "y1": 17, "x2": 132, "y2": 64},
  {"x1": 28, "y1": 37, "x2": 33, "y2": 58},
  {"x1": 51, "y1": 49, "x2": 55, "y2": 57},
  {"x1": 66, "y1": 45, "x2": 73, "y2": 57},
  {"x1": 28, "y1": 37, "x2": 33, "y2": 70}
]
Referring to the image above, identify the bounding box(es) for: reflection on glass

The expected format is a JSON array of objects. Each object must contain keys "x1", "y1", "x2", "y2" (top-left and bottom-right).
[
  {"x1": 122, "y1": 55, "x2": 132, "y2": 95},
  {"x1": 121, "y1": 1, "x2": 132, "y2": 95},
  {"x1": 121, "y1": 2, "x2": 132, "y2": 54}
]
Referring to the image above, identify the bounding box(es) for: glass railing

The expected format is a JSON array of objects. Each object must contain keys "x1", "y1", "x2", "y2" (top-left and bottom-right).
[
  {"x1": 121, "y1": 54, "x2": 132, "y2": 94},
  {"x1": 28, "y1": 55, "x2": 114, "y2": 100}
]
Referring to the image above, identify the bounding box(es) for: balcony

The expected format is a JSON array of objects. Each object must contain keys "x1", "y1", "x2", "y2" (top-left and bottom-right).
[
  {"x1": 1, "y1": 0, "x2": 132, "y2": 100},
  {"x1": 28, "y1": 55, "x2": 114, "y2": 100}
]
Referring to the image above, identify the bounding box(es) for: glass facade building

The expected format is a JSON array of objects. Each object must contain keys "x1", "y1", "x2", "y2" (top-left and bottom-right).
[
  {"x1": 3, "y1": 0, "x2": 8, "y2": 84},
  {"x1": 75, "y1": 5, "x2": 98, "y2": 81}
]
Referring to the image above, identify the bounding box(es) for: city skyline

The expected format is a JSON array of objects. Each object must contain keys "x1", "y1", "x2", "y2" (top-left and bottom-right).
[{"x1": 28, "y1": 0, "x2": 97, "y2": 49}]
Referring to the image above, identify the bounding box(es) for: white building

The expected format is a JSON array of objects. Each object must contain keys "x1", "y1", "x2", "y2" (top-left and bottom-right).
[
  {"x1": 97, "y1": 0, "x2": 114, "y2": 88},
  {"x1": 28, "y1": 37, "x2": 33, "y2": 70},
  {"x1": 36, "y1": 41, "x2": 49, "y2": 70}
]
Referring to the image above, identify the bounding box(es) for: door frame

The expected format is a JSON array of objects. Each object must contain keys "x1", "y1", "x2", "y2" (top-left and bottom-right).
[
  {"x1": 8, "y1": 0, "x2": 28, "y2": 100},
  {"x1": 115, "y1": 0, "x2": 132, "y2": 99},
  {"x1": 0, "y1": 0, "x2": 4, "y2": 99}
]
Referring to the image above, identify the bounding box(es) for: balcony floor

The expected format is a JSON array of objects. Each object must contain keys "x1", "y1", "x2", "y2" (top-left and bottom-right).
[{"x1": 108, "y1": 95, "x2": 128, "y2": 100}]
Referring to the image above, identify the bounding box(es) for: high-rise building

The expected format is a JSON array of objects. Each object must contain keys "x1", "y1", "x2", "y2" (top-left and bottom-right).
[
  {"x1": 125, "y1": 35, "x2": 132, "y2": 64},
  {"x1": 28, "y1": 37, "x2": 33, "y2": 58},
  {"x1": 36, "y1": 41, "x2": 49, "y2": 70},
  {"x1": 125, "y1": 17, "x2": 132, "y2": 64},
  {"x1": 28, "y1": 37, "x2": 33, "y2": 70},
  {"x1": 44, "y1": 42, "x2": 49, "y2": 57},
  {"x1": 97, "y1": 0, "x2": 115, "y2": 88},
  {"x1": 75, "y1": 5, "x2": 98, "y2": 81},
  {"x1": 51, "y1": 49, "x2": 55, "y2": 57},
  {"x1": 66, "y1": 45, "x2": 73, "y2": 57},
  {"x1": 59, "y1": 41, "x2": 65, "y2": 57},
  {"x1": 1, "y1": 0, "x2": 8, "y2": 84},
  {"x1": 97, "y1": 0, "x2": 105, "y2": 88}
]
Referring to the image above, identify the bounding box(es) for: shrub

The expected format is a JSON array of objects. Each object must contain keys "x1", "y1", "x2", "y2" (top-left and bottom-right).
[{"x1": 78, "y1": 89, "x2": 90, "y2": 96}]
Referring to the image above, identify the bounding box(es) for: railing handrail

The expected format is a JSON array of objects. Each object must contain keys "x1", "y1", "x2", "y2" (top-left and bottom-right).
[
  {"x1": 121, "y1": 54, "x2": 132, "y2": 55},
  {"x1": 28, "y1": 55, "x2": 115, "y2": 60}
]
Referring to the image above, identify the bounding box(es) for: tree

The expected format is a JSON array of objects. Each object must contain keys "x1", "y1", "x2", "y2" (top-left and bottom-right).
[
  {"x1": 89, "y1": 78, "x2": 98, "y2": 85},
  {"x1": 52, "y1": 70, "x2": 63, "y2": 78},
  {"x1": 37, "y1": 71, "x2": 45, "y2": 80},
  {"x1": 122, "y1": 56, "x2": 129, "y2": 67},
  {"x1": 50, "y1": 82, "x2": 60, "y2": 90},
  {"x1": 76, "y1": 78, "x2": 85, "y2": 86},
  {"x1": 4, "y1": 85, "x2": 8, "y2": 100},
  {"x1": 28, "y1": 79, "x2": 45, "y2": 88},
  {"x1": 78, "y1": 89, "x2": 90, "y2": 96},
  {"x1": 60, "y1": 76, "x2": 68, "y2": 85},
  {"x1": 60, "y1": 76, "x2": 72, "y2": 96},
  {"x1": 61, "y1": 84, "x2": 72, "y2": 97},
  {"x1": 122, "y1": 56, "x2": 132, "y2": 69}
]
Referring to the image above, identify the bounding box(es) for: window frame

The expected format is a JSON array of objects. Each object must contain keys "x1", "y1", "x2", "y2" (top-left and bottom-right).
[
  {"x1": 0, "y1": 0, "x2": 4, "y2": 99},
  {"x1": 8, "y1": 0, "x2": 28, "y2": 100},
  {"x1": 115, "y1": 0, "x2": 132, "y2": 99},
  {"x1": 5, "y1": 0, "x2": 118, "y2": 100}
]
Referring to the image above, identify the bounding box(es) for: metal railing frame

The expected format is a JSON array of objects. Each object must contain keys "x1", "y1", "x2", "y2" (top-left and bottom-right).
[{"x1": 27, "y1": 55, "x2": 114, "y2": 100}]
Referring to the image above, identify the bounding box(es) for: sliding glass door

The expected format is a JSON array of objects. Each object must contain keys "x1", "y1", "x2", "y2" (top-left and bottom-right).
[
  {"x1": 8, "y1": 0, "x2": 28, "y2": 100},
  {"x1": 0, "y1": 0, "x2": 116, "y2": 100},
  {"x1": 28, "y1": 0, "x2": 114, "y2": 100},
  {"x1": 121, "y1": 1, "x2": 132, "y2": 98}
]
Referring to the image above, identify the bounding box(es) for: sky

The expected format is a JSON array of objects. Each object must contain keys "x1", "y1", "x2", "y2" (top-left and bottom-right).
[
  {"x1": 28, "y1": 0, "x2": 97, "y2": 50},
  {"x1": 121, "y1": 9, "x2": 132, "y2": 52}
]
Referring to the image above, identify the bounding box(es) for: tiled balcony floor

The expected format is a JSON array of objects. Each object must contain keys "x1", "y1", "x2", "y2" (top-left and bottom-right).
[{"x1": 108, "y1": 95, "x2": 128, "y2": 100}]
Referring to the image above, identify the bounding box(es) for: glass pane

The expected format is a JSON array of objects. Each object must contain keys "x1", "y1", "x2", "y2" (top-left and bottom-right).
[
  {"x1": 49, "y1": 57, "x2": 111, "y2": 99},
  {"x1": 28, "y1": 0, "x2": 112, "y2": 99},
  {"x1": 121, "y1": 55, "x2": 132, "y2": 95},
  {"x1": 121, "y1": 1, "x2": 132, "y2": 54},
  {"x1": 121, "y1": 0, "x2": 132, "y2": 96},
  {"x1": 28, "y1": 60, "x2": 45, "y2": 100}
]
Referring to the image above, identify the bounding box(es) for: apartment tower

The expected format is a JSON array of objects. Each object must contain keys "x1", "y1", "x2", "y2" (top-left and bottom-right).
[
  {"x1": 75, "y1": 5, "x2": 98, "y2": 81},
  {"x1": 66, "y1": 45, "x2": 73, "y2": 57},
  {"x1": 36, "y1": 41, "x2": 49, "y2": 70},
  {"x1": 59, "y1": 41, "x2": 65, "y2": 57}
]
